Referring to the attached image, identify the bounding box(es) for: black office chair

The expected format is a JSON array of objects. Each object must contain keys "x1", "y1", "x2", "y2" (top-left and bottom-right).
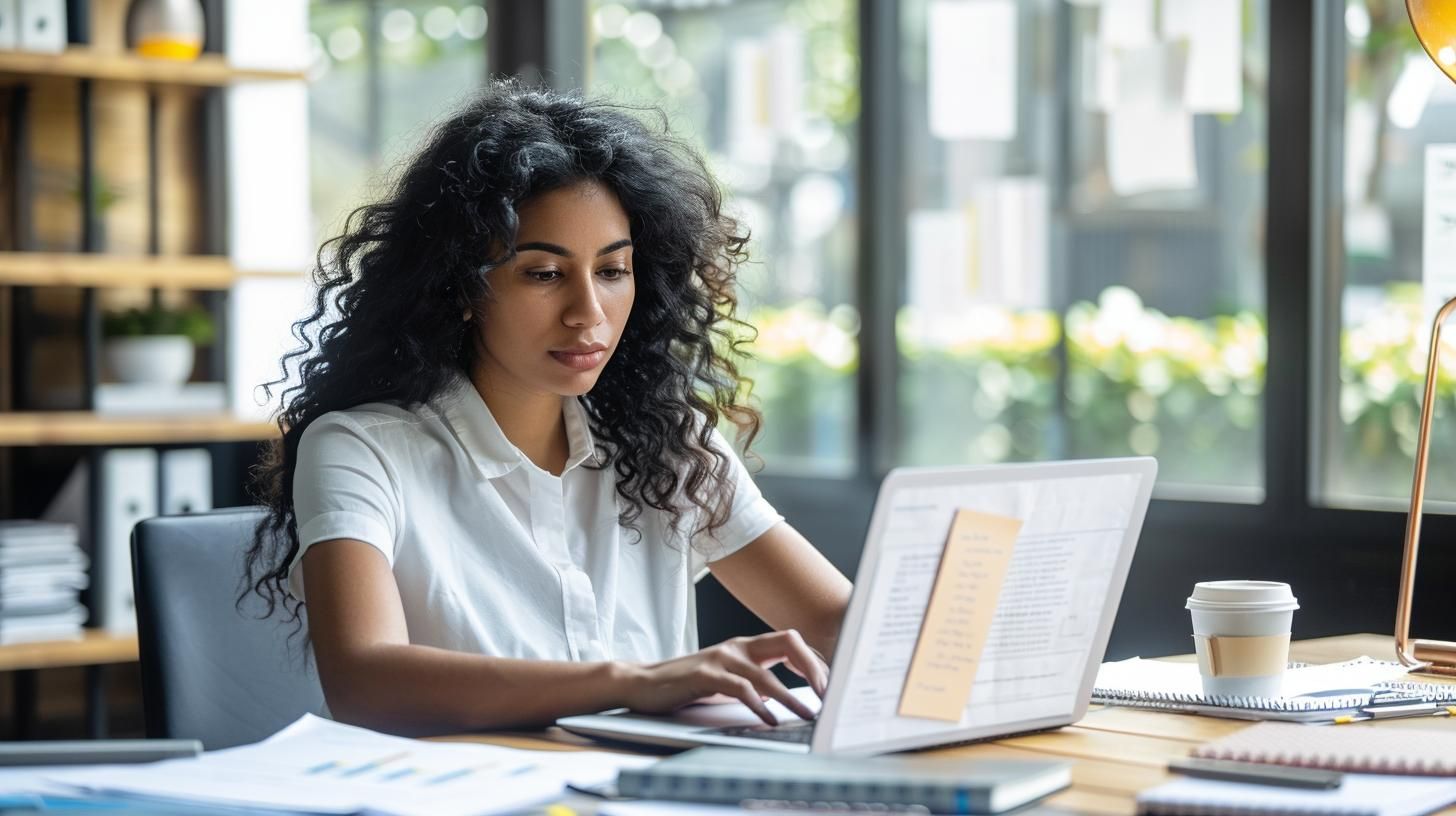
[{"x1": 131, "y1": 506, "x2": 325, "y2": 749}]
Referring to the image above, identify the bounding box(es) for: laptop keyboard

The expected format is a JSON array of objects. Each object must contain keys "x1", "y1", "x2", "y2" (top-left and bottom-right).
[{"x1": 708, "y1": 721, "x2": 815, "y2": 744}]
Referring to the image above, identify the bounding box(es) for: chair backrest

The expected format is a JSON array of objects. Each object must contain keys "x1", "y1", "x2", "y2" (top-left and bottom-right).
[{"x1": 131, "y1": 506, "x2": 325, "y2": 749}]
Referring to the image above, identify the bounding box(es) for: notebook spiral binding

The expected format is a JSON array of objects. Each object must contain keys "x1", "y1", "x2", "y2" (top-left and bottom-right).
[
  {"x1": 1376, "y1": 681, "x2": 1456, "y2": 701},
  {"x1": 1093, "y1": 678, "x2": 1456, "y2": 712},
  {"x1": 1091, "y1": 688, "x2": 1371, "y2": 712},
  {"x1": 1197, "y1": 747, "x2": 1456, "y2": 775}
]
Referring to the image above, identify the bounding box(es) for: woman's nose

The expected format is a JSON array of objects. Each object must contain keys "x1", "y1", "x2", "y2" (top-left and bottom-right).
[{"x1": 563, "y1": 273, "x2": 606, "y2": 328}]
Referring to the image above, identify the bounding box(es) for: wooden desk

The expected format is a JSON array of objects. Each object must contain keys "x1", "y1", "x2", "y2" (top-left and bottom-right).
[
  {"x1": 452, "y1": 634, "x2": 1456, "y2": 815},
  {"x1": 0, "y1": 630, "x2": 139, "y2": 740}
]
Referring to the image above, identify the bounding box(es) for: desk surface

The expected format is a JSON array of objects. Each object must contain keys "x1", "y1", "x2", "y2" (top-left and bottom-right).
[{"x1": 451, "y1": 633, "x2": 1456, "y2": 816}]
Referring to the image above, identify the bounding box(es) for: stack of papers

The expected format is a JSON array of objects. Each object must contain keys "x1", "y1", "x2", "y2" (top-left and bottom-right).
[
  {"x1": 0, "y1": 521, "x2": 88, "y2": 643},
  {"x1": 1092, "y1": 656, "x2": 1456, "y2": 722},
  {"x1": 30, "y1": 715, "x2": 653, "y2": 816},
  {"x1": 1097, "y1": 656, "x2": 1415, "y2": 699}
]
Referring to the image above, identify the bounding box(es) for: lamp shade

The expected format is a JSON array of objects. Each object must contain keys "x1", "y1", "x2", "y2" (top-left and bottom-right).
[{"x1": 1408, "y1": 0, "x2": 1456, "y2": 84}]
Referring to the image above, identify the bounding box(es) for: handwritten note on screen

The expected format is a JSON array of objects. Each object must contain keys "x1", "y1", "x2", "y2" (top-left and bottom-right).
[{"x1": 897, "y1": 508, "x2": 1022, "y2": 722}]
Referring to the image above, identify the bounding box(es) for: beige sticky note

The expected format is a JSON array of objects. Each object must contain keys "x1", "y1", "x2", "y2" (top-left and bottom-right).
[{"x1": 897, "y1": 509, "x2": 1022, "y2": 722}]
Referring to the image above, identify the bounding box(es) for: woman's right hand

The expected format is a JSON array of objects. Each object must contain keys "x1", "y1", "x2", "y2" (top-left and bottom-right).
[{"x1": 617, "y1": 629, "x2": 828, "y2": 725}]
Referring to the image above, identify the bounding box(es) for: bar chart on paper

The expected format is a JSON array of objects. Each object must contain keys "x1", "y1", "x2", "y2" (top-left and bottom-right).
[{"x1": 302, "y1": 748, "x2": 540, "y2": 786}]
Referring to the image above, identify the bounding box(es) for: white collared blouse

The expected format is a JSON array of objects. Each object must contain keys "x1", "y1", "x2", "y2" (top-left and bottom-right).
[{"x1": 287, "y1": 373, "x2": 783, "y2": 663}]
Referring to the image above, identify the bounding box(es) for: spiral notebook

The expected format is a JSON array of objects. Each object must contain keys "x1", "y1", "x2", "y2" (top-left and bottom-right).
[
  {"x1": 1093, "y1": 656, "x2": 1456, "y2": 722},
  {"x1": 1137, "y1": 773, "x2": 1456, "y2": 816},
  {"x1": 1190, "y1": 721, "x2": 1456, "y2": 775}
]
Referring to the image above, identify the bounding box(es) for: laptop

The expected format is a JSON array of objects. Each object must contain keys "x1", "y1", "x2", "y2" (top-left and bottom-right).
[{"x1": 558, "y1": 457, "x2": 1158, "y2": 755}]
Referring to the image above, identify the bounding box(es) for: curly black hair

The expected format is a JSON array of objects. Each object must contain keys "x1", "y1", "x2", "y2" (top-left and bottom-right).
[{"x1": 243, "y1": 80, "x2": 762, "y2": 623}]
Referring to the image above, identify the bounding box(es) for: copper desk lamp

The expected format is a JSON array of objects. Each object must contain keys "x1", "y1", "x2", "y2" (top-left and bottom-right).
[{"x1": 1396, "y1": 0, "x2": 1456, "y2": 677}]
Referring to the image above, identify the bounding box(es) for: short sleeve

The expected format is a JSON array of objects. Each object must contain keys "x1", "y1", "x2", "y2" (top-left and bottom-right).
[
  {"x1": 288, "y1": 413, "x2": 402, "y2": 601},
  {"x1": 689, "y1": 428, "x2": 784, "y2": 568}
]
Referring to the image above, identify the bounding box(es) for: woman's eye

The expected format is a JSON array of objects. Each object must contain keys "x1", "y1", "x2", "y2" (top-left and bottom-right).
[
  {"x1": 526, "y1": 269, "x2": 561, "y2": 282},
  {"x1": 598, "y1": 267, "x2": 630, "y2": 280}
]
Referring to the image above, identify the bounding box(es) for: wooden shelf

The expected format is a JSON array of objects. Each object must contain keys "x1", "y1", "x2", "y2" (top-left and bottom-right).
[
  {"x1": 0, "y1": 49, "x2": 306, "y2": 87},
  {"x1": 0, "y1": 412, "x2": 278, "y2": 446},
  {"x1": 0, "y1": 253, "x2": 237, "y2": 289},
  {"x1": 0, "y1": 629, "x2": 138, "y2": 672}
]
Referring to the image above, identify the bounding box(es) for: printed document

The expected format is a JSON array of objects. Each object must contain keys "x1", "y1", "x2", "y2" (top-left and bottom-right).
[{"x1": 46, "y1": 714, "x2": 652, "y2": 816}]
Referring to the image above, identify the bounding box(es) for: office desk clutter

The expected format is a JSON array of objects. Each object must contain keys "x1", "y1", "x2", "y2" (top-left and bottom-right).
[
  {"x1": 1141, "y1": 722, "x2": 1456, "y2": 814},
  {"x1": 6, "y1": 715, "x2": 652, "y2": 816},
  {"x1": 1130, "y1": 624, "x2": 1456, "y2": 815},
  {"x1": 1094, "y1": 654, "x2": 1456, "y2": 722}
]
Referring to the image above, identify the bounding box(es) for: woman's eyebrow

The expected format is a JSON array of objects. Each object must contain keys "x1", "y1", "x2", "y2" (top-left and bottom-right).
[{"x1": 515, "y1": 238, "x2": 633, "y2": 258}]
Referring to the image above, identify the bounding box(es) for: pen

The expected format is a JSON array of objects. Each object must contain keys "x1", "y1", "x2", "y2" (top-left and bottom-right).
[
  {"x1": 1167, "y1": 758, "x2": 1343, "y2": 789},
  {"x1": 1368, "y1": 702, "x2": 1449, "y2": 719},
  {"x1": 1333, "y1": 704, "x2": 1456, "y2": 724}
]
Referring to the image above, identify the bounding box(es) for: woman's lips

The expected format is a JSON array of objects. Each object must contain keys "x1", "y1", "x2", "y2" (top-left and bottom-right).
[{"x1": 549, "y1": 348, "x2": 608, "y2": 370}]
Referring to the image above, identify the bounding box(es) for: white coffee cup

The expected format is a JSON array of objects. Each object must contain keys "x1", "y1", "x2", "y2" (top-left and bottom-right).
[{"x1": 1185, "y1": 580, "x2": 1299, "y2": 698}]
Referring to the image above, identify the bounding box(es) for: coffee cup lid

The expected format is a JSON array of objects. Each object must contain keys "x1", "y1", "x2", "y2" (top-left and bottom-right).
[{"x1": 1185, "y1": 580, "x2": 1299, "y2": 612}]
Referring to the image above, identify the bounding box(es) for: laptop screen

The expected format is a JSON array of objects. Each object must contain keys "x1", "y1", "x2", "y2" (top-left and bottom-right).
[{"x1": 816, "y1": 463, "x2": 1152, "y2": 754}]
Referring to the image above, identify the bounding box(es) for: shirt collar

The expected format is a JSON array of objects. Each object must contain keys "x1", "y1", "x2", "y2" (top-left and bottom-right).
[{"x1": 438, "y1": 372, "x2": 598, "y2": 480}]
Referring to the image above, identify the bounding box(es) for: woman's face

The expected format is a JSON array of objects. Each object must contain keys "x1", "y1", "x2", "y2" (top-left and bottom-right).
[{"x1": 474, "y1": 180, "x2": 635, "y2": 399}]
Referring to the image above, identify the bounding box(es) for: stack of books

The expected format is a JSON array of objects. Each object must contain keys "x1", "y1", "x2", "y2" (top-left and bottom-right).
[{"x1": 0, "y1": 521, "x2": 89, "y2": 644}]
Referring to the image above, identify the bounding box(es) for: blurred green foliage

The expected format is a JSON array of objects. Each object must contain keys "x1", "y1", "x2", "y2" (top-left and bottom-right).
[{"x1": 103, "y1": 304, "x2": 217, "y2": 346}]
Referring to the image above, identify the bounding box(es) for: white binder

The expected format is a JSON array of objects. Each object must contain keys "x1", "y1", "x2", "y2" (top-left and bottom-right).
[
  {"x1": 17, "y1": 0, "x2": 65, "y2": 53},
  {"x1": 97, "y1": 448, "x2": 158, "y2": 633},
  {"x1": 0, "y1": 0, "x2": 20, "y2": 50},
  {"x1": 160, "y1": 448, "x2": 213, "y2": 516}
]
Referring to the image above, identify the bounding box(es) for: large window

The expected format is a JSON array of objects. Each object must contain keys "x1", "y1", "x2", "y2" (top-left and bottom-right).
[
  {"x1": 1320, "y1": 0, "x2": 1456, "y2": 508},
  {"x1": 897, "y1": 0, "x2": 1268, "y2": 499},
  {"x1": 589, "y1": 0, "x2": 859, "y2": 476},
  {"x1": 308, "y1": 1, "x2": 488, "y2": 245},
  {"x1": 286, "y1": 0, "x2": 1456, "y2": 653}
]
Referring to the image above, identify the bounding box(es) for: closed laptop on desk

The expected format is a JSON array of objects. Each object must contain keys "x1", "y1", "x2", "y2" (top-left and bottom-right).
[{"x1": 558, "y1": 457, "x2": 1158, "y2": 755}]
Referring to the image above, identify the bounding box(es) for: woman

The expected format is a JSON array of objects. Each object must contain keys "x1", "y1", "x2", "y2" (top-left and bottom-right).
[{"x1": 243, "y1": 81, "x2": 853, "y2": 737}]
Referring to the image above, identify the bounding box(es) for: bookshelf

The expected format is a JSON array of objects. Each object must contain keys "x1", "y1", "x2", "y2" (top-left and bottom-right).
[
  {"x1": 0, "y1": 630, "x2": 138, "y2": 672},
  {"x1": 0, "y1": 1, "x2": 308, "y2": 738},
  {"x1": 0, "y1": 413, "x2": 277, "y2": 447},
  {"x1": 0, "y1": 253, "x2": 237, "y2": 289},
  {"x1": 0, "y1": 5, "x2": 304, "y2": 438},
  {"x1": 0, "y1": 49, "x2": 305, "y2": 86}
]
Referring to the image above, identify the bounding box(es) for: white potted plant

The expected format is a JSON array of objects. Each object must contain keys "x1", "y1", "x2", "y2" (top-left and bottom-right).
[{"x1": 102, "y1": 304, "x2": 216, "y2": 386}]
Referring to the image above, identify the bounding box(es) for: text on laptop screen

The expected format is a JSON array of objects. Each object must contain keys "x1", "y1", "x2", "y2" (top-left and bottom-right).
[{"x1": 822, "y1": 472, "x2": 1144, "y2": 752}]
